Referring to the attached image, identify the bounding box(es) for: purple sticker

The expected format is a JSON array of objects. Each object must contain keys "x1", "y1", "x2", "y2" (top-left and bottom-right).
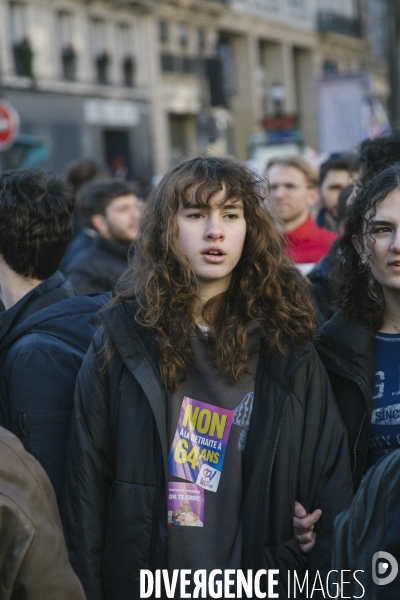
[
  {"x1": 168, "y1": 397, "x2": 233, "y2": 492},
  {"x1": 168, "y1": 482, "x2": 204, "y2": 527}
]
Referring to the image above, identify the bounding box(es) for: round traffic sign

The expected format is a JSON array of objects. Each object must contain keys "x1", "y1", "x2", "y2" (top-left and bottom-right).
[{"x1": 0, "y1": 100, "x2": 20, "y2": 151}]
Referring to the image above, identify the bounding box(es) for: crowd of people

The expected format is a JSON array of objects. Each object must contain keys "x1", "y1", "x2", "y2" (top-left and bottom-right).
[{"x1": 0, "y1": 133, "x2": 400, "y2": 599}]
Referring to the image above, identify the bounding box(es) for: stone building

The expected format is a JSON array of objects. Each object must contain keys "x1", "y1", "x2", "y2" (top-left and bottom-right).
[
  {"x1": 0, "y1": 0, "x2": 386, "y2": 178},
  {"x1": 0, "y1": 0, "x2": 154, "y2": 181}
]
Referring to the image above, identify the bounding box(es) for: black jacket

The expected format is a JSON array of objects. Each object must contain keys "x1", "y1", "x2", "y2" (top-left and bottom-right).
[
  {"x1": 308, "y1": 255, "x2": 334, "y2": 324},
  {"x1": 315, "y1": 313, "x2": 376, "y2": 492},
  {"x1": 64, "y1": 235, "x2": 131, "y2": 294},
  {"x1": 60, "y1": 228, "x2": 97, "y2": 271},
  {"x1": 62, "y1": 302, "x2": 353, "y2": 600},
  {"x1": 333, "y1": 449, "x2": 400, "y2": 598},
  {"x1": 0, "y1": 271, "x2": 111, "y2": 501}
]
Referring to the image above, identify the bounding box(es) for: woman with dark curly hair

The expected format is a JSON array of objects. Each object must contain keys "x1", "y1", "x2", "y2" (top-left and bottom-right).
[
  {"x1": 62, "y1": 156, "x2": 352, "y2": 600},
  {"x1": 316, "y1": 163, "x2": 400, "y2": 494}
]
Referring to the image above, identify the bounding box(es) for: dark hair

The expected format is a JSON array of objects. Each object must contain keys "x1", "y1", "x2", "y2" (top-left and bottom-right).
[
  {"x1": 319, "y1": 154, "x2": 357, "y2": 185},
  {"x1": 64, "y1": 158, "x2": 108, "y2": 195},
  {"x1": 359, "y1": 132, "x2": 400, "y2": 185},
  {"x1": 330, "y1": 163, "x2": 400, "y2": 328},
  {"x1": 0, "y1": 168, "x2": 74, "y2": 280},
  {"x1": 106, "y1": 156, "x2": 316, "y2": 392},
  {"x1": 337, "y1": 184, "x2": 354, "y2": 223},
  {"x1": 78, "y1": 179, "x2": 135, "y2": 227}
]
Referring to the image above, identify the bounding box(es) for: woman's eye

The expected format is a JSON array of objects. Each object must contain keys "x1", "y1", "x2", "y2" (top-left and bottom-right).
[
  {"x1": 188, "y1": 213, "x2": 204, "y2": 219},
  {"x1": 373, "y1": 227, "x2": 391, "y2": 234},
  {"x1": 224, "y1": 213, "x2": 239, "y2": 219}
]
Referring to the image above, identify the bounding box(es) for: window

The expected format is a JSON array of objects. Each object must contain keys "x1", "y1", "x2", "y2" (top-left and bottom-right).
[
  {"x1": 90, "y1": 19, "x2": 110, "y2": 84},
  {"x1": 10, "y1": 1, "x2": 27, "y2": 42},
  {"x1": 161, "y1": 53, "x2": 174, "y2": 73},
  {"x1": 159, "y1": 20, "x2": 168, "y2": 44},
  {"x1": 323, "y1": 59, "x2": 338, "y2": 75},
  {"x1": 10, "y1": 2, "x2": 33, "y2": 77},
  {"x1": 177, "y1": 23, "x2": 188, "y2": 47},
  {"x1": 58, "y1": 12, "x2": 76, "y2": 81},
  {"x1": 117, "y1": 24, "x2": 135, "y2": 87},
  {"x1": 198, "y1": 28, "x2": 206, "y2": 52}
]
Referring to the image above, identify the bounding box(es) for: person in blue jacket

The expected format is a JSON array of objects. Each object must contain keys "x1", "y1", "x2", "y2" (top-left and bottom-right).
[{"x1": 0, "y1": 168, "x2": 110, "y2": 502}]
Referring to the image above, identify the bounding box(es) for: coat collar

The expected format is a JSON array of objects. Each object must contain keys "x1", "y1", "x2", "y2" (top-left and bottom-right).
[
  {"x1": 316, "y1": 312, "x2": 375, "y2": 402},
  {"x1": 98, "y1": 301, "x2": 169, "y2": 475},
  {"x1": 0, "y1": 271, "x2": 75, "y2": 345}
]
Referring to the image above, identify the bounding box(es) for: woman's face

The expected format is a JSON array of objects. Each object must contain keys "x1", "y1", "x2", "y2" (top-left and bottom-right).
[
  {"x1": 360, "y1": 188, "x2": 400, "y2": 299},
  {"x1": 177, "y1": 187, "x2": 247, "y2": 299}
]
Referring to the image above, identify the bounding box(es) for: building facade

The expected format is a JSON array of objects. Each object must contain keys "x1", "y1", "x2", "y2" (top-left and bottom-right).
[
  {"x1": 0, "y1": 0, "x2": 387, "y2": 178},
  {"x1": 0, "y1": 0, "x2": 154, "y2": 182}
]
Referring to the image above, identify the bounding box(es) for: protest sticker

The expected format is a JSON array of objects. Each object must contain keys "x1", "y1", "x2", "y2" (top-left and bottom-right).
[
  {"x1": 168, "y1": 396, "x2": 233, "y2": 492},
  {"x1": 168, "y1": 482, "x2": 204, "y2": 527}
]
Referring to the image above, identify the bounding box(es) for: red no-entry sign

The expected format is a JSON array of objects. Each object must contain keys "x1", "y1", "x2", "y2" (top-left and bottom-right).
[{"x1": 0, "y1": 101, "x2": 20, "y2": 151}]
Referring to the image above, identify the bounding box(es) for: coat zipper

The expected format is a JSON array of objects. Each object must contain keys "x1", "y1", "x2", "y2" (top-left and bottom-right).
[
  {"x1": 263, "y1": 362, "x2": 305, "y2": 546},
  {"x1": 317, "y1": 351, "x2": 371, "y2": 485},
  {"x1": 352, "y1": 411, "x2": 367, "y2": 480}
]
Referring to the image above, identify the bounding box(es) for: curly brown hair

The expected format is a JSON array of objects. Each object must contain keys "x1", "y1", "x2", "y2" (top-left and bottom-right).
[
  {"x1": 330, "y1": 163, "x2": 400, "y2": 329},
  {"x1": 108, "y1": 156, "x2": 316, "y2": 391}
]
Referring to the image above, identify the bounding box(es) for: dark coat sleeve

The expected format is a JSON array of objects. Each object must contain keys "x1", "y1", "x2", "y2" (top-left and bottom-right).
[
  {"x1": 65, "y1": 264, "x2": 111, "y2": 295},
  {"x1": 297, "y1": 348, "x2": 354, "y2": 577},
  {"x1": 61, "y1": 334, "x2": 114, "y2": 600},
  {"x1": 1, "y1": 337, "x2": 84, "y2": 502}
]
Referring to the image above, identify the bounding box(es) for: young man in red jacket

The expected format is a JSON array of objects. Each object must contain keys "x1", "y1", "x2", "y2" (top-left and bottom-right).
[{"x1": 267, "y1": 155, "x2": 337, "y2": 275}]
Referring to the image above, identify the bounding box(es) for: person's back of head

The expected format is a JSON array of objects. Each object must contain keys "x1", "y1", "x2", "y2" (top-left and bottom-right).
[
  {"x1": 64, "y1": 158, "x2": 108, "y2": 197},
  {"x1": 359, "y1": 132, "x2": 400, "y2": 184},
  {"x1": 0, "y1": 168, "x2": 74, "y2": 280}
]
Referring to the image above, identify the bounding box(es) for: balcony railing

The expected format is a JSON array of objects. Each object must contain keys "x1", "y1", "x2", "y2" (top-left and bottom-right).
[{"x1": 317, "y1": 11, "x2": 362, "y2": 38}]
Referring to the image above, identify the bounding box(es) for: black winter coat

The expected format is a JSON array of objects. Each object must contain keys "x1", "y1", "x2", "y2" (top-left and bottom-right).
[
  {"x1": 315, "y1": 313, "x2": 376, "y2": 492},
  {"x1": 60, "y1": 228, "x2": 97, "y2": 271},
  {"x1": 0, "y1": 271, "x2": 111, "y2": 501},
  {"x1": 64, "y1": 235, "x2": 131, "y2": 294},
  {"x1": 62, "y1": 302, "x2": 353, "y2": 600},
  {"x1": 308, "y1": 255, "x2": 334, "y2": 324},
  {"x1": 333, "y1": 449, "x2": 400, "y2": 598}
]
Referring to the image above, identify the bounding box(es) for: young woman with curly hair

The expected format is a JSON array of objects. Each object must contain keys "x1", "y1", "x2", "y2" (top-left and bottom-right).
[
  {"x1": 316, "y1": 163, "x2": 400, "y2": 493},
  {"x1": 62, "y1": 156, "x2": 352, "y2": 600}
]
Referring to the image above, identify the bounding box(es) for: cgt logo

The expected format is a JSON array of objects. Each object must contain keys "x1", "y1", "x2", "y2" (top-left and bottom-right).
[{"x1": 372, "y1": 552, "x2": 399, "y2": 586}]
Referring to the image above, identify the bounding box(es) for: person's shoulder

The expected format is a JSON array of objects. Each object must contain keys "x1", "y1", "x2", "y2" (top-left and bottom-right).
[
  {"x1": 0, "y1": 427, "x2": 56, "y2": 506},
  {"x1": 64, "y1": 242, "x2": 101, "y2": 273},
  {"x1": 312, "y1": 220, "x2": 337, "y2": 243}
]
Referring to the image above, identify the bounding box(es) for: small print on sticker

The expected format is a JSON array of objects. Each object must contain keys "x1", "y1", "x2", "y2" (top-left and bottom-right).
[{"x1": 168, "y1": 482, "x2": 204, "y2": 527}]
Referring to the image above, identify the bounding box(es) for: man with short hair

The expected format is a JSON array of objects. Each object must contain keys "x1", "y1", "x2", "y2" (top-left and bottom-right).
[
  {"x1": 64, "y1": 180, "x2": 142, "y2": 294},
  {"x1": 316, "y1": 154, "x2": 356, "y2": 231},
  {"x1": 0, "y1": 168, "x2": 110, "y2": 502},
  {"x1": 267, "y1": 155, "x2": 337, "y2": 275}
]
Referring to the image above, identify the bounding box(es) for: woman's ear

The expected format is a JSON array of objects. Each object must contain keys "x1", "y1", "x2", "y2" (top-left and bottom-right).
[{"x1": 352, "y1": 234, "x2": 367, "y2": 265}]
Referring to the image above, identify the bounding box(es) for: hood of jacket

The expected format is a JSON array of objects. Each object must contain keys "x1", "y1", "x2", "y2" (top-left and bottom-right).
[{"x1": 0, "y1": 271, "x2": 112, "y2": 355}]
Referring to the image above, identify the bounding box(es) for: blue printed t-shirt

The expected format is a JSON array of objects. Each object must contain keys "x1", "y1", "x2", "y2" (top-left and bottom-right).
[{"x1": 367, "y1": 332, "x2": 400, "y2": 469}]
